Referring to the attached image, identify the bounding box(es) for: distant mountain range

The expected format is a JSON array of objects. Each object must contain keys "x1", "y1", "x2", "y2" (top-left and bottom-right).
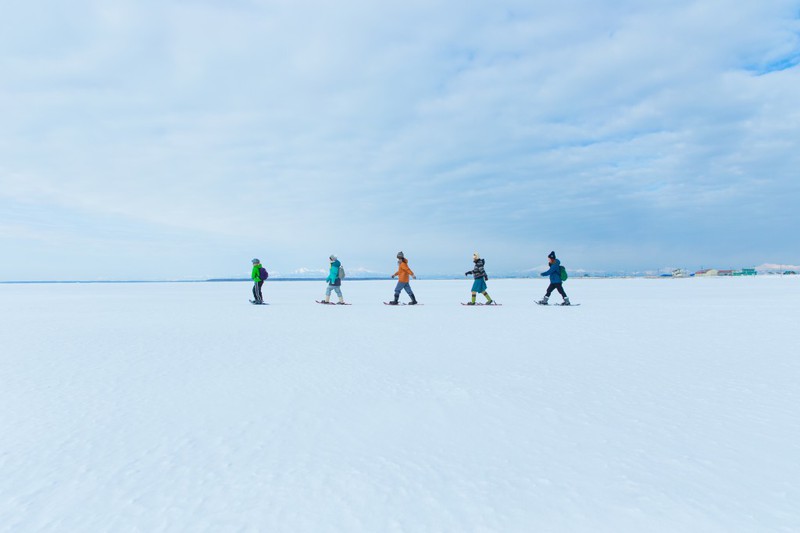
[{"x1": 4, "y1": 263, "x2": 797, "y2": 284}]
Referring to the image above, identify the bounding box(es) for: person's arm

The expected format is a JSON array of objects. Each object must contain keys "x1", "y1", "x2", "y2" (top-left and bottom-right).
[
  {"x1": 252, "y1": 265, "x2": 260, "y2": 281},
  {"x1": 541, "y1": 264, "x2": 557, "y2": 276},
  {"x1": 405, "y1": 263, "x2": 416, "y2": 279}
]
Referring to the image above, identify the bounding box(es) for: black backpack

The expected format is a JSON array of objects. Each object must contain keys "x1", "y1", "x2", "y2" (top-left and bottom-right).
[{"x1": 259, "y1": 266, "x2": 269, "y2": 280}]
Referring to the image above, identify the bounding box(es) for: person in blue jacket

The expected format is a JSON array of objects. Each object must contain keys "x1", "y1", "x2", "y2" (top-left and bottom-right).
[
  {"x1": 537, "y1": 251, "x2": 570, "y2": 305},
  {"x1": 323, "y1": 255, "x2": 345, "y2": 304}
]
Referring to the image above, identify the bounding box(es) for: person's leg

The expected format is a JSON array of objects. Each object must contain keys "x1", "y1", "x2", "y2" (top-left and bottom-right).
[
  {"x1": 325, "y1": 285, "x2": 333, "y2": 303},
  {"x1": 334, "y1": 285, "x2": 343, "y2": 303},
  {"x1": 483, "y1": 291, "x2": 493, "y2": 303},
  {"x1": 404, "y1": 283, "x2": 417, "y2": 304},
  {"x1": 539, "y1": 283, "x2": 557, "y2": 304},
  {"x1": 253, "y1": 282, "x2": 258, "y2": 301},
  {"x1": 392, "y1": 282, "x2": 404, "y2": 304},
  {"x1": 470, "y1": 279, "x2": 481, "y2": 304},
  {"x1": 475, "y1": 278, "x2": 490, "y2": 302},
  {"x1": 257, "y1": 281, "x2": 264, "y2": 303},
  {"x1": 556, "y1": 283, "x2": 570, "y2": 304}
]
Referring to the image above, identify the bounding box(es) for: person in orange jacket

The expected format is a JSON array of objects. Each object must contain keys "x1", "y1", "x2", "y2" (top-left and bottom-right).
[{"x1": 389, "y1": 251, "x2": 418, "y2": 305}]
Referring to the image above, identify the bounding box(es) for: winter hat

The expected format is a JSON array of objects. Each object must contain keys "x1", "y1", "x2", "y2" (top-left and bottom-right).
[
  {"x1": 548, "y1": 251, "x2": 556, "y2": 260},
  {"x1": 252, "y1": 258, "x2": 260, "y2": 264},
  {"x1": 397, "y1": 251, "x2": 405, "y2": 259},
  {"x1": 329, "y1": 254, "x2": 337, "y2": 261},
  {"x1": 473, "y1": 252, "x2": 480, "y2": 260}
]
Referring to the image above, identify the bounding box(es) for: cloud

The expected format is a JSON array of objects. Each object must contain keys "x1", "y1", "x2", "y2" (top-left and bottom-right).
[{"x1": 1, "y1": 0, "x2": 799, "y2": 279}]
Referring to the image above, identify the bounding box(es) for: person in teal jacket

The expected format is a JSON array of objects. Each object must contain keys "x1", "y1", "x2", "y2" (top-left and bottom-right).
[
  {"x1": 251, "y1": 258, "x2": 266, "y2": 304},
  {"x1": 323, "y1": 255, "x2": 345, "y2": 304}
]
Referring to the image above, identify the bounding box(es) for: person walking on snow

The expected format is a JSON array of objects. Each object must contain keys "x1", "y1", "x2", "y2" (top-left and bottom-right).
[
  {"x1": 465, "y1": 252, "x2": 494, "y2": 305},
  {"x1": 250, "y1": 258, "x2": 267, "y2": 304},
  {"x1": 538, "y1": 251, "x2": 570, "y2": 305},
  {"x1": 389, "y1": 251, "x2": 418, "y2": 305},
  {"x1": 323, "y1": 255, "x2": 346, "y2": 304}
]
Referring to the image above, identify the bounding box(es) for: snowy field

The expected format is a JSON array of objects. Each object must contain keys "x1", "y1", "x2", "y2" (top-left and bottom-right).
[{"x1": 2, "y1": 277, "x2": 799, "y2": 532}]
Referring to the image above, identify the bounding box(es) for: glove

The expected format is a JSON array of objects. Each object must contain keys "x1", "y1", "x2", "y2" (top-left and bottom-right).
[
  {"x1": 485, "y1": 275, "x2": 489, "y2": 281},
  {"x1": 465, "y1": 271, "x2": 471, "y2": 276}
]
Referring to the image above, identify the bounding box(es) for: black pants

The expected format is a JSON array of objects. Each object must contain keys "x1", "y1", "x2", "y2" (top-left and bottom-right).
[
  {"x1": 253, "y1": 281, "x2": 264, "y2": 303},
  {"x1": 545, "y1": 282, "x2": 567, "y2": 298}
]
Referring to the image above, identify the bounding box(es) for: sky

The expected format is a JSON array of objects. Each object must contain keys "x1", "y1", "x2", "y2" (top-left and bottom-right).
[{"x1": 1, "y1": 0, "x2": 799, "y2": 280}]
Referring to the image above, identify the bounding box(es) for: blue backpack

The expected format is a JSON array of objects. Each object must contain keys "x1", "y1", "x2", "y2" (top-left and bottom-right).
[{"x1": 259, "y1": 266, "x2": 269, "y2": 280}]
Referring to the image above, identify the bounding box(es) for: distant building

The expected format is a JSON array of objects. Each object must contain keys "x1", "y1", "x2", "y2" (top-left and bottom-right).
[
  {"x1": 785, "y1": 271, "x2": 797, "y2": 276},
  {"x1": 733, "y1": 268, "x2": 757, "y2": 276},
  {"x1": 718, "y1": 270, "x2": 734, "y2": 276},
  {"x1": 695, "y1": 269, "x2": 718, "y2": 276}
]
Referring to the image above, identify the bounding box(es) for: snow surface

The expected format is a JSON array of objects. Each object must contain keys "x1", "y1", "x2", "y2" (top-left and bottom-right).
[{"x1": 2, "y1": 277, "x2": 799, "y2": 532}]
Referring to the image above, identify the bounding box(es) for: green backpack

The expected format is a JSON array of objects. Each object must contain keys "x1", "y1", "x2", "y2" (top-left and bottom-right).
[{"x1": 559, "y1": 265, "x2": 568, "y2": 282}]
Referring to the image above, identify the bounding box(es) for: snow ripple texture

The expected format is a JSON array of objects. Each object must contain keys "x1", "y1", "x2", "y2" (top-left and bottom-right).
[{"x1": 1, "y1": 278, "x2": 798, "y2": 532}]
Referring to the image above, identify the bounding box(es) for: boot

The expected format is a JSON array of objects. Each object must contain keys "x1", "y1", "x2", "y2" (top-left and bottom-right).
[
  {"x1": 537, "y1": 296, "x2": 549, "y2": 305},
  {"x1": 338, "y1": 296, "x2": 345, "y2": 305},
  {"x1": 389, "y1": 294, "x2": 400, "y2": 305},
  {"x1": 561, "y1": 297, "x2": 571, "y2": 306},
  {"x1": 324, "y1": 294, "x2": 331, "y2": 304},
  {"x1": 408, "y1": 294, "x2": 418, "y2": 305}
]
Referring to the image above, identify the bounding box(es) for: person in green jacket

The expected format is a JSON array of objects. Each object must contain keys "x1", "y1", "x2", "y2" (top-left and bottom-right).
[{"x1": 250, "y1": 258, "x2": 266, "y2": 304}]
